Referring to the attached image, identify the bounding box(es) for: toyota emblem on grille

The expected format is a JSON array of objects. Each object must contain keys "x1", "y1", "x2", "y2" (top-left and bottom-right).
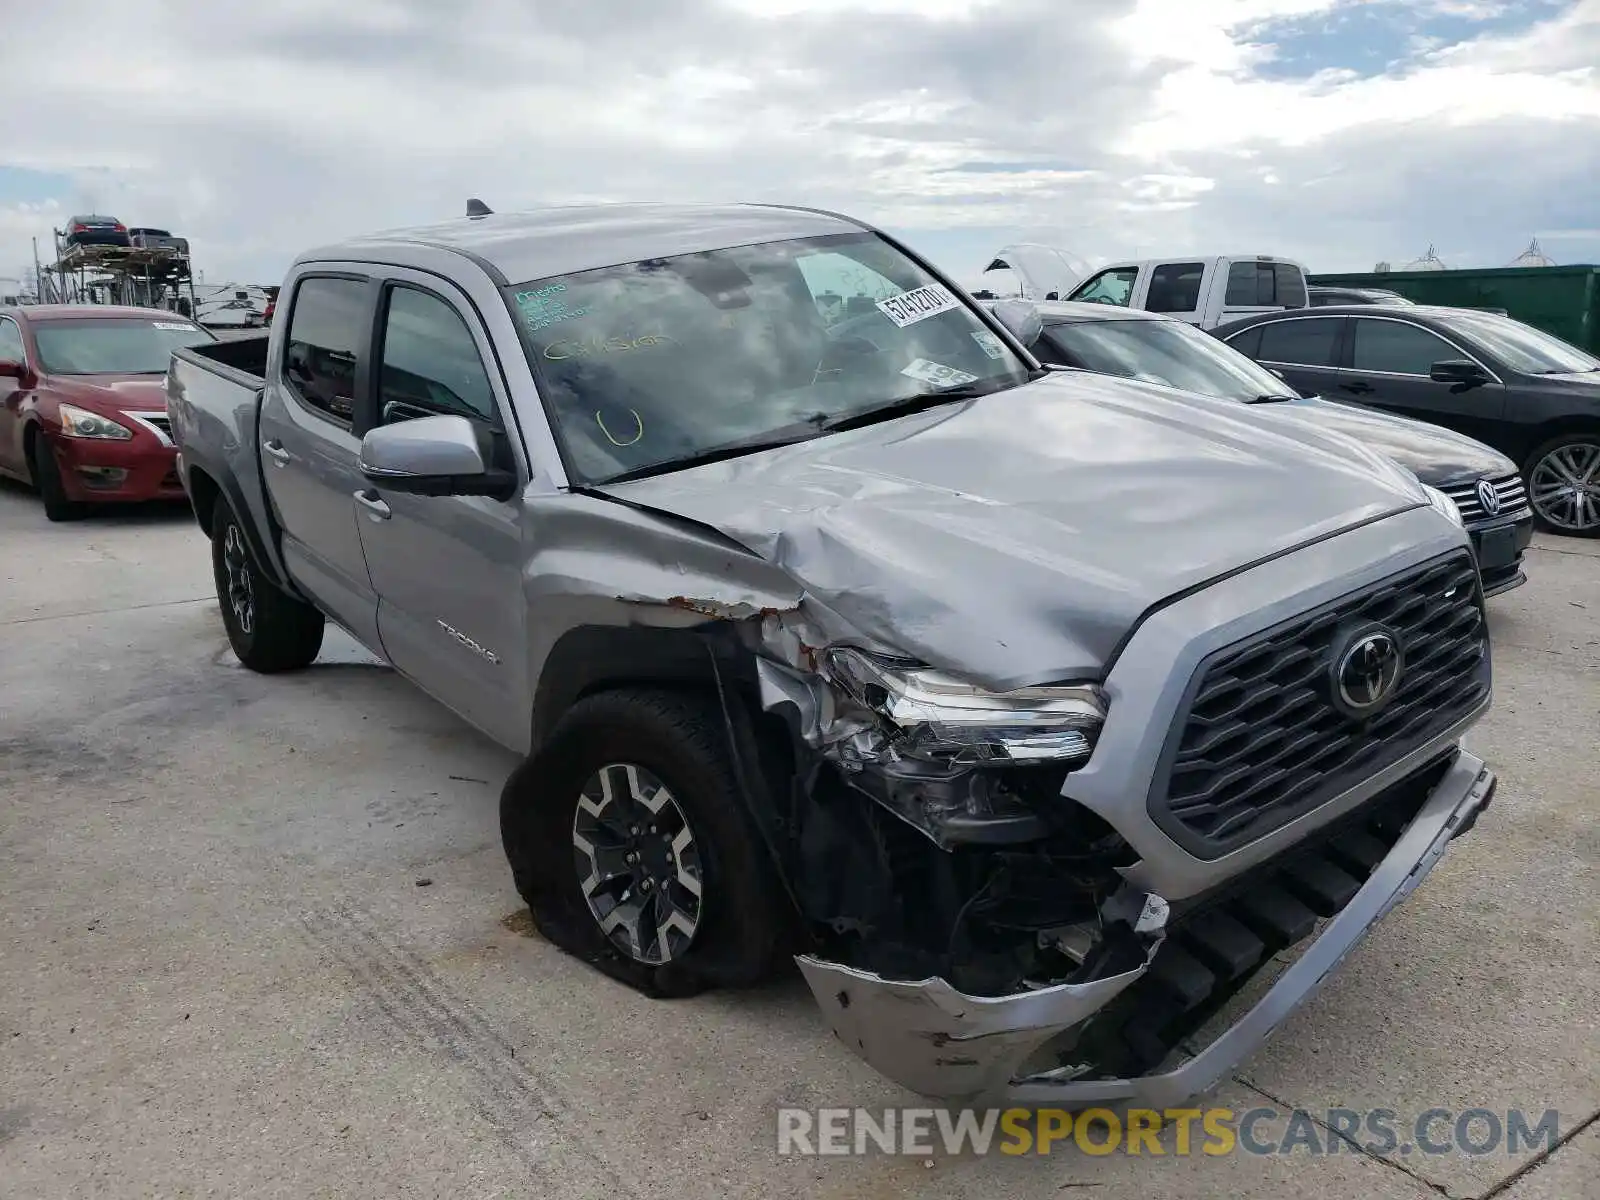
[
  {"x1": 1476, "y1": 477, "x2": 1502, "y2": 516},
  {"x1": 1329, "y1": 623, "x2": 1405, "y2": 720}
]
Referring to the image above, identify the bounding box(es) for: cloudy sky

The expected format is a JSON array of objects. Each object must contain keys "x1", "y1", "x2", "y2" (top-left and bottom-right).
[{"x1": 2, "y1": 0, "x2": 1596, "y2": 289}]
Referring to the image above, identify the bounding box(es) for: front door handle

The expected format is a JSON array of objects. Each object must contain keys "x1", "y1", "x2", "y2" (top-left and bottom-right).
[
  {"x1": 1340, "y1": 380, "x2": 1375, "y2": 395},
  {"x1": 354, "y1": 489, "x2": 392, "y2": 520},
  {"x1": 262, "y1": 439, "x2": 292, "y2": 464}
]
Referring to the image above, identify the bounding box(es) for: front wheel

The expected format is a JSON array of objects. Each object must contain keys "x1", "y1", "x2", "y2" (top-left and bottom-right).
[
  {"x1": 500, "y1": 689, "x2": 788, "y2": 997},
  {"x1": 28, "y1": 434, "x2": 84, "y2": 522},
  {"x1": 1525, "y1": 433, "x2": 1600, "y2": 537},
  {"x1": 210, "y1": 500, "x2": 326, "y2": 671}
]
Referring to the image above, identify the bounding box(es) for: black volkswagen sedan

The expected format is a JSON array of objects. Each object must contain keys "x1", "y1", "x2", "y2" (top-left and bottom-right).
[
  {"x1": 1015, "y1": 301, "x2": 1535, "y2": 595},
  {"x1": 1211, "y1": 305, "x2": 1600, "y2": 537}
]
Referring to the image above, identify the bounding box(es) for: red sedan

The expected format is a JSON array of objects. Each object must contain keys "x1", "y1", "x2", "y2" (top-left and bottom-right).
[{"x1": 0, "y1": 305, "x2": 217, "y2": 521}]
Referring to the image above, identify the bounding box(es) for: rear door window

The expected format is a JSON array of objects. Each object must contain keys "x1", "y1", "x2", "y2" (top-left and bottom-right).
[
  {"x1": 1350, "y1": 319, "x2": 1459, "y2": 376},
  {"x1": 283, "y1": 277, "x2": 367, "y2": 425},
  {"x1": 1225, "y1": 262, "x2": 1264, "y2": 306},
  {"x1": 1145, "y1": 262, "x2": 1206, "y2": 314},
  {"x1": 1255, "y1": 318, "x2": 1342, "y2": 367}
]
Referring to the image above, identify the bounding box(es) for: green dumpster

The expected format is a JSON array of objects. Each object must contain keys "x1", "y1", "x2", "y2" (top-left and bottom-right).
[{"x1": 1308, "y1": 265, "x2": 1600, "y2": 355}]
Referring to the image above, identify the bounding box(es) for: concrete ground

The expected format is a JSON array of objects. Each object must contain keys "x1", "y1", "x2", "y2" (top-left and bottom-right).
[{"x1": 1, "y1": 482, "x2": 1595, "y2": 1200}]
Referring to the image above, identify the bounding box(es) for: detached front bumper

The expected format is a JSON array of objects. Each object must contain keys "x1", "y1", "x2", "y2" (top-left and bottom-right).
[{"x1": 797, "y1": 749, "x2": 1495, "y2": 1106}]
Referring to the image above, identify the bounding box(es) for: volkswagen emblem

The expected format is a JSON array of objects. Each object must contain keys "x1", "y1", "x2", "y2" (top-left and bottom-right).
[
  {"x1": 1329, "y1": 623, "x2": 1405, "y2": 720},
  {"x1": 1476, "y1": 478, "x2": 1502, "y2": 516}
]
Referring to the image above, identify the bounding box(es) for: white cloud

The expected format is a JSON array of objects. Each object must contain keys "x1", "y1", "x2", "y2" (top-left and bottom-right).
[{"x1": 0, "y1": 0, "x2": 1595, "y2": 286}]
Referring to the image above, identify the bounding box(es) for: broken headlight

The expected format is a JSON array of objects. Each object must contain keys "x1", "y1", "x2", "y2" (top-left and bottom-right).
[{"x1": 823, "y1": 647, "x2": 1106, "y2": 765}]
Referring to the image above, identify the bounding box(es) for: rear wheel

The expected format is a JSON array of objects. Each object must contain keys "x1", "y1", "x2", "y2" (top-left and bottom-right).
[
  {"x1": 210, "y1": 499, "x2": 325, "y2": 671},
  {"x1": 500, "y1": 689, "x2": 787, "y2": 997},
  {"x1": 27, "y1": 432, "x2": 84, "y2": 523},
  {"x1": 1525, "y1": 433, "x2": 1600, "y2": 537}
]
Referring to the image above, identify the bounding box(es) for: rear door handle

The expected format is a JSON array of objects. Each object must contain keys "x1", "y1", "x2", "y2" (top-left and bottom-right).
[
  {"x1": 354, "y1": 489, "x2": 392, "y2": 520},
  {"x1": 262, "y1": 439, "x2": 292, "y2": 464},
  {"x1": 1340, "y1": 380, "x2": 1375, "y2": 395}
]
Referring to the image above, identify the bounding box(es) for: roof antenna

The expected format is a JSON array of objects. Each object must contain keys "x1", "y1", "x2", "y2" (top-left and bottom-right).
[{"x1": 466, "y1": 198, "x2": 492, "y2": 218}]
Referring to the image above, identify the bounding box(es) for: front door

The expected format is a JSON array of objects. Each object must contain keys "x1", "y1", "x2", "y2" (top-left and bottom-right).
[
  {"x1": 354, "y1": 275, "x2": 530, "y2": 750},
  {"x1": 1337, "y1": 316, "x2": 1507, "y2": 443},
  {"x1": 1225, "y1": 315, "x2": 1348, "y2": 400},
  {"x1": 256, "y1": 273, "x2": 382, "y2": 648},
  {"x1": 0, "y1": 316, "x2": 30, "y2": 476}
]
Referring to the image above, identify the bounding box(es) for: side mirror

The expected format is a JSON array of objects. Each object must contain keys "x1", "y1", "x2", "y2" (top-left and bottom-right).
[
  {"x1": 358, "y1": 413, "x2": 516, "y2": 499},
  {"x1": 1268, "y1": 367, "x2": 1286, "y2": 380},
  {"x1": 0, "y1": 359, "x2": 29, "y2": 381},
  {"x1": 1429, "y1": 359, "x2": 1487, "y2": 388},
  {"x1": 990, "y1": 298, "x2": 1043, "y2": 349}
]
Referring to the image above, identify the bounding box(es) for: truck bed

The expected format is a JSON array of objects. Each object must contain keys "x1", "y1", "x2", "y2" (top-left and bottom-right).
[
  {"x1": 166, "y1": 334, "x2": 295, "y2": 588},
  {"x1": 185, "y1": 334, "x2": 269, "y2": 384}
]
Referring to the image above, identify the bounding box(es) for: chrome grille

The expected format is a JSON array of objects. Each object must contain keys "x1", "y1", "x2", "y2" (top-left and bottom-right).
[
  {"x1": 1441, "y1": 472, "x2": 1528, "y2": 523},
  {"x1": 125, "y1": 412, "x2": 174, "y2": 446},
  {"x1": 1149, "y1": 552, "x2": 1488, "y2": 858}
]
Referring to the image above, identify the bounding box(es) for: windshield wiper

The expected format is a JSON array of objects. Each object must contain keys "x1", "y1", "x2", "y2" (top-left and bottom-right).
[
  {"x1": 1249, "y1": 393, "x2": 1301, "y2": 403},
  {"x1": 818, "y1": 383, "x2": 997, "y2": 432},
  {"x1": 592, "y1": 425, "x2": 826, "y2": 486},
  {"x1": 592, "y1": 380, "x2": 1010, "y2": 485}
]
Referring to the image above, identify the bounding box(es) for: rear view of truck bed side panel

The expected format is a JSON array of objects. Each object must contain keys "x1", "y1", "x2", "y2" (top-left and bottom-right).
[{"x1": 166, "y1": 337, "x2": 296, "y2": 590}]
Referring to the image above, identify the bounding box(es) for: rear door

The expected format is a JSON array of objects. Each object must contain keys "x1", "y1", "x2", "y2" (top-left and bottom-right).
[
  {"x1": 256, "y1": 272, "x2": 383, "y2": 648},
  {"x1": 1221, "y1": 314, "x2": 1347, "y2": 399},
  {"x1": 1338, "y1": 315, "x2": 1507, "y2": 442},
  {"x1": 353, "y1": 272, "x2": 531, "y2": 749}
]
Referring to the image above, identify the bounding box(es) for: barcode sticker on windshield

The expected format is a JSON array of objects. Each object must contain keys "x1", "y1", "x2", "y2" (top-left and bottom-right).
[
  {"x1": 876, "y1": 284, "x2": 960, "y2": 328},
  {"x1": 900, "y1": 358, "x2": 979, "y2": 388},
  {"x1": 153, "y1": 321, "x2": 199, "y2": 331},
  {"x1": 970, "y1": 331, "x2": 1005, "y2": 359}
]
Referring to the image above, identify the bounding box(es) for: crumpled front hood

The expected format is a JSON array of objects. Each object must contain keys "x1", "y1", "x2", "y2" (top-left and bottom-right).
[
  {"x1": 603, "y1": 371, "x2": 1432, "y2": 689},
  {"x1": 1278, "y1": 396, "x2": 1516, "y2": 484}
]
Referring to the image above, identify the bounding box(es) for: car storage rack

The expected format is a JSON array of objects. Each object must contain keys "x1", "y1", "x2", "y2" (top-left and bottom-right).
[{"x1": 42, "y1": 230, "x2": 199, "y2": 317}]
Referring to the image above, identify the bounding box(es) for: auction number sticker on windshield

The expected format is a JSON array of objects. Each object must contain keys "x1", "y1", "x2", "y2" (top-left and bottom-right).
[
  {"x1": 153, "y1": 321, "x2": 200, "y2": 331},
  {"x1": 970, "y1": 330, "x2": 1005, "y2": 359},
  {"x1": 900, "y1": 358, "x2": 979, "y2": 388},
  {"x1": 876, "y1": 284, "x2": 960, "y2": 328}
]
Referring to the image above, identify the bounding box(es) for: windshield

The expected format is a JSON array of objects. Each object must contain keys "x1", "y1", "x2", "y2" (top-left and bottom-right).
[
  {"x1": 34, "y1": 317, "x2": 215, "y2": 375},
  {"x1": 1041, "y1": 316, "x2": 1295, "y2": 402},
  {"x1": 503, "y1": 232, "x2": 1033, "y2": 484},
  {"x1": 1445, "y1": 311, "x2": 1600, "y2": 375}
]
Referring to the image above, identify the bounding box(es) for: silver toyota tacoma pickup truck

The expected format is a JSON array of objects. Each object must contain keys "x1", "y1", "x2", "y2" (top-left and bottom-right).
[{"x1": 166, "y1": 201, "x2": 1497, "y2": 1106}]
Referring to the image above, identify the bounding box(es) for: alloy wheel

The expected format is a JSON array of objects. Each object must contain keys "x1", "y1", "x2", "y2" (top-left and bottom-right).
[
  {"x1": 1529, "y1": 441, "x2": 1600, "y2": 533},
  {"x1": 571, "y1": 762, "x2": 704, "y2": 965},
  {"x1": 222, "y1": 524, "x2": 256, "y2": 635}
]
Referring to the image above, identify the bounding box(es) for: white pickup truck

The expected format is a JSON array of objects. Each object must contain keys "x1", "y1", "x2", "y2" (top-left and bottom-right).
[{"x1": 1065, "y1": 254, "x2": 1310, "y2": 329}]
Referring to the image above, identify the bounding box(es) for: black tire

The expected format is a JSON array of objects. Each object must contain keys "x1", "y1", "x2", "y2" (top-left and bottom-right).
[
  {"x1": 1524, "y1": 432, "x2": 1600, "y2": 538},
  {"x1": 500, "y1": 688, "x2": 788, "y2": 998},
  {"x1": 210, "y1": 499, "x2": 325, "y2": 671},
  {"x1": 28, "y1": 432, "x2": 85, "y2": 522}
]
